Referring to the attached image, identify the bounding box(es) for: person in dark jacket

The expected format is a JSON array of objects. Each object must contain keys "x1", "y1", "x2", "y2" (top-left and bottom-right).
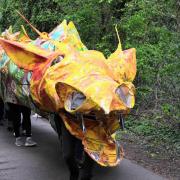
[{"x1": 54, "y1": 114, "x2": 94, "y2": 180}]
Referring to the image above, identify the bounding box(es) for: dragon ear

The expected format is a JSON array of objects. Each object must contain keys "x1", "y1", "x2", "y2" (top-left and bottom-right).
[
  {"x1": 107, "y1": 47, "x2": 136, "y2": 82},
  {"x1": 67, "y1": 21, "x2": 87, "y2": 51},
  {"x1": 0, "y1": 38, "x2": 55, "y2": 70}
]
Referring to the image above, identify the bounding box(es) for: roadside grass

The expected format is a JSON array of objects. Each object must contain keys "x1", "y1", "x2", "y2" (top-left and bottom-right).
[
  {"x1": 116, "y1": 115, "x2": 180, "y2": 178},
  {"x1": 120, "y1": 115, "x2": 180, "y2": 156}
]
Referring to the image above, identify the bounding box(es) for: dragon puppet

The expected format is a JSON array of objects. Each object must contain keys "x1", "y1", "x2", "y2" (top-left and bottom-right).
[{"x1": 0, "y1": 19, "x2": 136, "y2": 167}]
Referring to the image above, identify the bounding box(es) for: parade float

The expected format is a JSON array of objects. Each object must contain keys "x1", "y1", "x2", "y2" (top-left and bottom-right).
[{"x1": 0, "y1": 14, "x2": 136, "y2": 166}]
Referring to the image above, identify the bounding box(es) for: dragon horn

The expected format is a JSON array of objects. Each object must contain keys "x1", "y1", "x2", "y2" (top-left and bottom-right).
[{"x1": 16, "y1": 10, "x2": 48, "y2": 39}]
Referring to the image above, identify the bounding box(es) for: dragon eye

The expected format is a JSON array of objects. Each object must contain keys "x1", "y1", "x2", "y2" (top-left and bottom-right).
[{"x1": 51, "y1": 55, "x2": 64, "y2": 66}]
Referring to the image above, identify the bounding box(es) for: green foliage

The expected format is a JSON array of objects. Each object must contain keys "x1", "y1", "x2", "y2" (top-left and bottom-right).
[
  {"x1": 120, "y1": 0, "x2": 179, "y2": 129},
  {"x1": 127, "y1": 116, "x2": 180, "y2": 150}
]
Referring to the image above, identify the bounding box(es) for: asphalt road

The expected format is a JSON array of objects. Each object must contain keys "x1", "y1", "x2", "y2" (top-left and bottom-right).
[{"x1": 0, "y1": 116, "x2": 166, "y2": 180}]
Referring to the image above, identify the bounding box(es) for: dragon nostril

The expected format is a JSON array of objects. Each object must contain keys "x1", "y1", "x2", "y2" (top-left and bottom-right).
[
  {"x1": 115, "y1": 84, "x2": 134, "y2": 108},
  {"x1": 51, "y1": 55, "x2": 64, "y2": 66},
  {"x1": 65, "y1": 91, "x2": 86, "y2": 111}
]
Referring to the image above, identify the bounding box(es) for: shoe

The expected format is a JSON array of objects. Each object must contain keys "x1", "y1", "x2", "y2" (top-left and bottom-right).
[
  {"x1": 25, "y1": 137, "x2": 37, "y2": 147},
  {"x1": 15, "y1": 137, "x2": 24, "y2": 146},
  {"x1": 31, "y1": 113, "x2": 40, "y2": 118}
]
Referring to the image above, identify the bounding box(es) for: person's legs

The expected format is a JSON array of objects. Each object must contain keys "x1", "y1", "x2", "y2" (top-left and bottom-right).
[
  {"x1": 20, "y1": 105, "x2": 31, "y2": 136},
  {"x1": 80, "y1": 153, "x2": 94, "y2": 180},
  {"x1": 61, "y1": 115, "x2": 95, "y2": 180},
  {"x1": 8, "y1": 103, "x2": 24, "y2": 146},
  {"x1": 5, "y1": 103, "x2": 13, "y2": 131},
  {"x1": 53, "y1": 113, "x2": 62, "y2": 139},
  {"x1": 20, "y1": 105, "x2": 37, "y2": 147},
  {"x1": 21, "y1": 116, "x2": 26, "y2": 134},
  {"x1": 0, "y1": 99, "x2": 4, "y2": 125},
  {"x1": 8, "y1": 103, "x2": 21, "y2": 137},
  {"x1": 61, "y1": 122, "x2": 80, "y2": 180}
]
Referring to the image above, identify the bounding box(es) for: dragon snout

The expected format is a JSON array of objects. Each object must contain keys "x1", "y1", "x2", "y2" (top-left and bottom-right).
[{"x1": 56, "y1": 81, "x2": 135, "y2": 115}]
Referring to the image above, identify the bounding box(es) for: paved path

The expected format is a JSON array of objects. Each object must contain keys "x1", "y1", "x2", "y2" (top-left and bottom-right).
[{"x1": 0, "y1": 117, "x2": 166, "y2": 180}]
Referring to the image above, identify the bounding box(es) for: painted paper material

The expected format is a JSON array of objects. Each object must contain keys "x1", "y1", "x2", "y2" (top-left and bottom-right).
[{"x1": 0, "y1": 20, "x2": 136, "y2": 166}]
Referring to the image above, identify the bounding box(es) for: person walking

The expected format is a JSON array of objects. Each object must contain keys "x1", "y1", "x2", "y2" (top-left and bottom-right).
[
  {"x1": 8, "y1": 103, "x2": 37, "y2": 147},
  {"x1": 54, "y1": 114, "x2": 94, "y2": 180}
]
